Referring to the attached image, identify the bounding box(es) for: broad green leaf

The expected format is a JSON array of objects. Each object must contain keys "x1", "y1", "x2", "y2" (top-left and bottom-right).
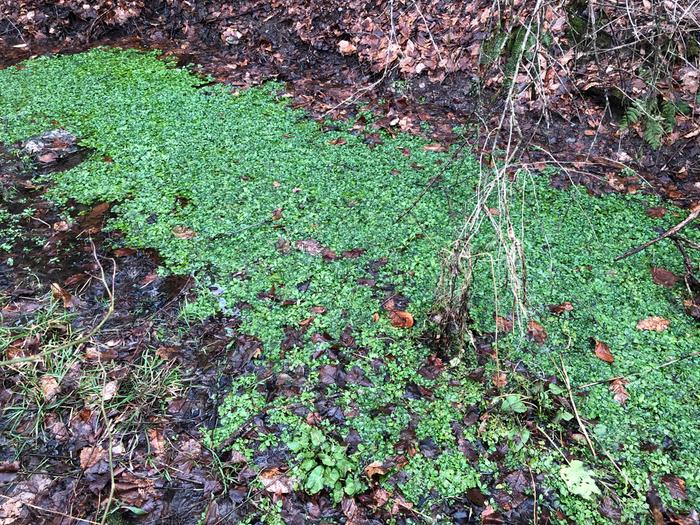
[{"x1": 560, "y1": 460, "x2": 601, "y2": 500}]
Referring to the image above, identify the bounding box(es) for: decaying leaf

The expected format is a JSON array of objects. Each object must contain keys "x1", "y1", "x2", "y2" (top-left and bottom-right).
[
  {"x1": 495, "y1": 315, "x2": 513, "y2": 333},
  {"x1": 651, "y1": 267, "x2": 679, "y2": 288},
  {"x1": 492, "y1": 371, "x2": 507, "y2": 388},
  {"x1": 549, "y1": 301, "x2": 574, "y2": 315},
  {"x1": 594, "y1": 340, "x2": 614, "y2": 363},
  {"x1": 172, "y1": 226, "x2": 197, "y2": 239},
  {"x1": 260, "y1": 468, "x2": 293, "y2": 495},
  {"x1": 364, "y1": 460, "x2": 388, "y2": 478},
  {"x1": 101, "y1": 380, "x2": 119, "y2": 401},
  {"x1": 527, "y1": 320, "x2": 547, "y2": 344},
  {"x1": 51, "y1": 283, "x2": 80, "y2": 309},
  {"x1": 40, "y1": 375, "x2": 60, "y2": 402},
  {"x1": 610, "y1": 377, "x2": 629, "y2": 405},
  {"x1": 389, "y1": 310, "x2": 414, "y2": 329},
  {"x1": 79, "y1": 446, "x2": 106, "y2": 470},
  {"x1": 636, "y1": 316, "x2": 670, "y2": 332}
]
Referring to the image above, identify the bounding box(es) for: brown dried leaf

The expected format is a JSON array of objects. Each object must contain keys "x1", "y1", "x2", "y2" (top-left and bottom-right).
[
  {"x1": 172, "y1": 226, "x2": 197, "y2": 239},
  {"x1": 364, "y1": 460, "x2": 388, "y2": 478},
  {"x1": 40, "y1": 376, "x2": 60, "y2": 401},
  {"x1": 594, "y1": 340, "x2": 614, "y2": 363},
  {"x1": 651, "y1": 267, "x2": 679, "y2": 288},
  {"x1": 527, "y1": 320, "x2": 547, "y2": 344},
  {"x1": 549, "y1": 301, "x2": 574, "y2": 315},
  {"x1": 259, "y1": 468, "x2": 293, "y2": 495},
  {"x1": 636, "y1": 316, "x2": 670, "y2": 332},
  {"x1": 389, "y1": 310, "x2": 414, "y2": 329},
  {"x1": 495, "y1": 315, "x2": 513, "y2": 333},
  {"x1": 610, "y1": 378, "x2": 629, "y2": 405},
  {"x1": 79, "y1": 446, "x2": 106, "y2": 470}
]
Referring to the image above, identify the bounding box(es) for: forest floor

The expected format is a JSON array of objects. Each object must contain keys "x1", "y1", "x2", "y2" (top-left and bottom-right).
[{"x1": 0, "y1": 16, "x2": 699, "y2": 525}]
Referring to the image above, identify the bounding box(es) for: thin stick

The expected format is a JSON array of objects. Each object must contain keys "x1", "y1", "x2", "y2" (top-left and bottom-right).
[
  {"x1": 560, "y1": 355, "x2": 597, "y2": 459},
  {"x1": 396, "y1": 140, "x2": 469, "y2": 222},
  {"x1": 615, "y1": 204, "x2": 700, "y2": 261},
  {"x1": 98, "y1": 364, "x2": 116, "y2": 525}
]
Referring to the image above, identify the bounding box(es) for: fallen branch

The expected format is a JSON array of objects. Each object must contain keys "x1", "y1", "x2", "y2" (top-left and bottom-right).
[{"x1": 615, "y1": 204, "x2": 700, "y2": 261}]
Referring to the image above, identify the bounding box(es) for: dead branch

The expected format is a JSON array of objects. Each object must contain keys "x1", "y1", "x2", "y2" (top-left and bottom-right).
[{"x1": 615, "y1": 204, "x2": 700, "y2": 261}]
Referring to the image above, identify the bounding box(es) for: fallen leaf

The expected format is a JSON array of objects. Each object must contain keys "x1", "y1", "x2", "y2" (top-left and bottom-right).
[
  {"x1": 329, "y1": 137, "x2": 347, "y2": 145},
  {"x1": 101, "y1": 380, "x2": 119, "y2": 401},
  {"x1": 371, "y1": 312, "x2": 379, "y2": 322},
  {"x1": 296, "y1": 239, "x2": 324, "y2": 256},
  {"x1": 271, "y1": 208, "x2": 284, "y2": 221},
  {"x1": 651, "y1": 267, "x2": 679, "y2": 288},
  {"x1": 364, "y1": 460, "x2": 388, "y2": 478},
  {"x1": 389, "y1": 310, "x2": 414, "y2": 328},
  {"x1": 549, "y1": 301, "x2": 574, "y2": 315},
  {"x1": 172, "y1": 226, "x2": 197, "y2": 239},
  {"x1": 492, "y1": 372, "x2": 507, "y2": 388},
  {"x1": 495, "y1": 315, "x2": 513, "y2": 333},
  {"x1": 52, "y1": 221, "x2": 69, "y2": 232},
  {"x1": 594, "y1": 340, "x2": 614, "y2": 363},
  {"x1": 79, "y1": 446, "x2": 106, "y2": 470},
  {"x1": 610, "y1": 377, "x2": 629, "y2": 405},
  {"x1": 338, "y1": 40, "x2": 357, "y2": 55},
  {"x1": 527, "y1": 320, "x2": 547, "y2": 344},
  {"x1": 260, "y1": 468, "x2": 293, "y2": 495},
  {"x1": 40, "y1": 376, "x2": 60, "y2": 401},
  {"x1": 636, "y1": 316, "x2": 670, "y2": 332},
  {"x1": 50, "y1": 283, "x2": 80, "y2": 309}
]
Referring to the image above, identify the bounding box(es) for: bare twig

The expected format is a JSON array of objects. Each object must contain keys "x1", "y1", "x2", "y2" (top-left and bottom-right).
[
  {"x1": 559, "y1": 355, "x2": 597, "y2": 459},
  {"x1": 615, "y1": 204, "x2": 700, "y2": 261}
]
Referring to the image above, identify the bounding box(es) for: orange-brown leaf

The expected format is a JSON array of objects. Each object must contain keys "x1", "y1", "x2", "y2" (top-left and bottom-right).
[
  {"x1": 594, "y1": 340, "x2": 614, "y2": 363},
  {"x1": 610, "y1": 378, "x2": 629, "y2": 405},
  {"x1": 364, "y1": 460, "x2": 388, "y2": 478},
  {"x1": 495, "y1": 315, "x2": 513, "y2": 333},
  {"x1": 389, "y1": 310, "x2": 414, "y2": 329},
  {"x1": 636, "y1": 316, "x2": 670, "y2": 332},
  {"x1": 549, "y1": 301, "x2": 574, "y2": 315},
  {"x1": 492, "y1": 372, "x2": 507, "y2": 388},
  {"x1": 527, "y1": 320, "x2": 547, "y2": 344}
]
